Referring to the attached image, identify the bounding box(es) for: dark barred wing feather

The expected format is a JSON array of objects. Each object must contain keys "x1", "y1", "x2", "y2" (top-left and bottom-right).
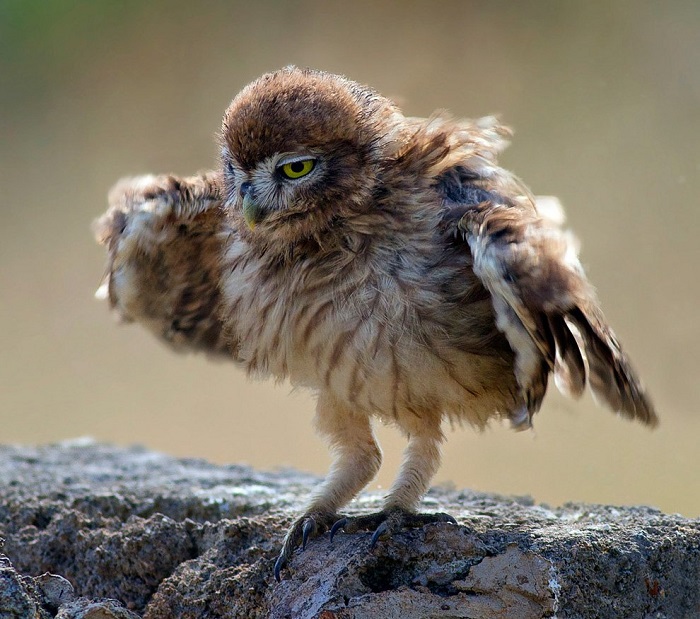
[
  {"x1": 93, "y1": 171, "x2": 236, "y2": 358},
  {"x1": 441, "y1": 178, "x2": 657, "y2": 427}
]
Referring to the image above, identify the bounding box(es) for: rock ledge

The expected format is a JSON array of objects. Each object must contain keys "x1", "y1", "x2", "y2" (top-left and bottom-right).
[{"x1": 0, "y1": 440, "x2": 697, "y2": 618}]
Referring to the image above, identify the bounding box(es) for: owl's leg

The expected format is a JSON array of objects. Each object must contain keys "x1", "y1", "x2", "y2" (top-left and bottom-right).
[
  {"x1": 274, "y1": 392, "x2": 382, "y2": 581},
  {"x1": 384, "y1": 420, "x2": 444, "y2": 512},
  {"x1": 330, "y1": 419, "x2": 455, "y2": 545}
]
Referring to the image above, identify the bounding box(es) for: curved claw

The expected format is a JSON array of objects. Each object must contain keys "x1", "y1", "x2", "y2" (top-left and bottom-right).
[
  {"x1": 273, "y1": 555, "x2": 286, "y2": 583},
  {"x1": 329, "y1": 517, "x2": 347, "y2": 543},
  {"x1": 301, "y1": 518, "x2": 316, "y2": 551},
  {"x1": 370, "y1": 520, "x2": 389, "y2": 549}
]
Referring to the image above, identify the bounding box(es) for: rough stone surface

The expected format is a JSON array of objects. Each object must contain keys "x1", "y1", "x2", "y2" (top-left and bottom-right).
[{"x1": 0, "y1": 440, "x2": 697, "y2": 618}]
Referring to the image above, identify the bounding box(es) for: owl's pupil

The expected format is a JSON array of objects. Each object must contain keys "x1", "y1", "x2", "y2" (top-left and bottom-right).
[{"x1": 290, "y1": 161, "x2": 305, "y2": 173}]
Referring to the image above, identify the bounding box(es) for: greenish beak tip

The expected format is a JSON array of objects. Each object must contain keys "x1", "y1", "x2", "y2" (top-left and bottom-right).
[{"x1": 242, "y1": 194, "x2": 264, "y2": 231}]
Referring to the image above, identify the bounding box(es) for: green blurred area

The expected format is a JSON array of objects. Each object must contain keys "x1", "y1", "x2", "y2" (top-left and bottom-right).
[{"x1": 1, "y1": 1, "x2": 699, "y2": 515}]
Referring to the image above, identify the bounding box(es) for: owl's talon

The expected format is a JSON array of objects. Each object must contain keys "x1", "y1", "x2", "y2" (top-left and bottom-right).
[
  {"x1": 370, "y1": 521, "x2": 389, "y2": 549},
  {"x1": 273, "y1": 555, "x2": 286, "y2": 583},
  {"x1": 301, "y1": 518, "x2": 316, "y2": 551},
  {"x1": 326, "y1": 508, "x2": 458, "y2": 550},
  {"x1": 274, "y1": 511, "x2": 340, "y2": 581},
  {"x1": 329, "y1": 517, "x2": 347, "y2": 543}
]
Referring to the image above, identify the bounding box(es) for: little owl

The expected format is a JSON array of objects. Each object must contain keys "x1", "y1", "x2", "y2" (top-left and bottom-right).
[{"x1": 94, "y1": 67, "x2": 656, "y2": 580}]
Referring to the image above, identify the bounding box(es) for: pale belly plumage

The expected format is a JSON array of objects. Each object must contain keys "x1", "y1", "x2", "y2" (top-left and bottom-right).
[{"x1": 220, "y1": 238, "x2": 521, "y2": 429}]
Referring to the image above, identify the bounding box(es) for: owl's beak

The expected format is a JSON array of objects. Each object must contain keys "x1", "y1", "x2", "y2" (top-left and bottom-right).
[{"x1": 241, "y1": 185, "x2": 264, "y2": 230}]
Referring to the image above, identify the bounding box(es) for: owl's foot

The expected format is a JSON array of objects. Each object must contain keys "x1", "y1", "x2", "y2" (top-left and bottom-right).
[
  {"x1": 273, "y1": 511, "x2": 339, "y2": 582},
  {"x1": 329, "y1": 508, "x2": 457, "y2": 548}
]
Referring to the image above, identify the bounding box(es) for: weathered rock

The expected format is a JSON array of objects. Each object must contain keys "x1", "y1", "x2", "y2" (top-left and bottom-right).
[
  {"x1": 35, "y1": 573, "x2": 76, "y2": 612},
  {"x1": 0, "y1": 553, "x2": 48, "y2": 619},
  {"x1": 0, "y1": 440, "x2": 697, "y2": 618},
  {"x1": 54, "y1": 598, "x2": 141, "y2": 619}
]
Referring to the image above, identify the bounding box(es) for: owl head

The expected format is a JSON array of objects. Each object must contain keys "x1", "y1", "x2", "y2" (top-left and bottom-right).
[{"x1": 220, "y1": 67, "x2": 403, "y2": 247}]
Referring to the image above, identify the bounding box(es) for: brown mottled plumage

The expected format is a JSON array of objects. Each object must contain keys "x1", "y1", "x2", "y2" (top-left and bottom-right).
[
  {"x1": 94, "y1": 171, "x2": 233, "y2": 357},
  {"x1": 94, "y1": 67, "x2": 657, "y2": 580}
]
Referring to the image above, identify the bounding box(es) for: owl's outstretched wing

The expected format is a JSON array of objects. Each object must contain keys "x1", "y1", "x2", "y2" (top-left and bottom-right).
[
  {"x1": 93, "y1": 171, "x2": 237, "y2": 358},
  {"x1": 439, "y1": 170, "x2": 657, "y2": 428}
]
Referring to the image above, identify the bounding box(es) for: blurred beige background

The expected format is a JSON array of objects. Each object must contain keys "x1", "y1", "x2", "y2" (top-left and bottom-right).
[{"x1": 1, "y1": 1, "x2": 698, "y2": 516}]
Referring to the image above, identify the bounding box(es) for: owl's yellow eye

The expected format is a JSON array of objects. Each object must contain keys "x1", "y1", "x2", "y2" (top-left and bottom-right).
[{"x1": 280, "y1": 158, "x2": 315, "y2": 179}]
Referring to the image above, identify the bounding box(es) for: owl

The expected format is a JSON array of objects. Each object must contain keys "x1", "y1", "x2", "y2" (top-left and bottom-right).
[{"x1": 95, "y1": 67, "x2": 657, "y2": 581}]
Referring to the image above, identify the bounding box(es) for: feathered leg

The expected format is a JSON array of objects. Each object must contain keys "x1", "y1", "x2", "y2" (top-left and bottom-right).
[
  {"x1": 330, "y1": 417, "x2": 455, "y2": 547},
  {"x1": 274, "y1": 392, "x2": 382, "y2": 580}
]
